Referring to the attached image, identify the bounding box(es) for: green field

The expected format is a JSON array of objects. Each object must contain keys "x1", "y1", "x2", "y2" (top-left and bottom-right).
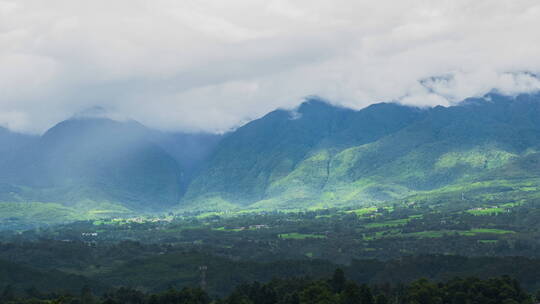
[
  {"x1": 478, "y1": 240, "x2": 499, "y2": 244},
  {"x1": 466, "y1": 207, "x2": 505, "y2": 215},
  {"x1": 363, "y1": 228, "x2": 516, "y2": 240},
  {"x1": 279, "y1": 233, "x2": 327, "y2": 239},
  {"x1": 348, "y1": 207, "x2": 378, "y2": 216},
  {"x1": 364, "y1": 215, "x2": 422, "y2": 228},
  {"x1": 213, "y1": 226, "x2": 245, "y2": 232}
]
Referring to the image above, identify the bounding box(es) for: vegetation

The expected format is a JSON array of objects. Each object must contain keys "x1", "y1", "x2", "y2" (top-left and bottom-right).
[
  {"x1": 183, "y1": 93, "x2": 540, "y2": 212},
  {"x1": 279, "y1": 233, "x2": 327, "y2": 239},
  {"x1": 3, "y1": 94, "x2": 540, "y2": 303},
  {"x1": 3, "y1": 94, "x2": 540, "y2": 223},
  {"x1": 0, "y1": 270, "x2": 534, "y2": 304},
  {"x1": 2, "y1": 197, "x2": 540, "y2": 296}
]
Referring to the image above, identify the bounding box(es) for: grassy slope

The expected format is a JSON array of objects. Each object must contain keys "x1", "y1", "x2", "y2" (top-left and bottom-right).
[
  {"x1": 182, "y1": 101, "x2": 424, "y2": 211},
  {"x1": 0, "y1": 201, "x2": 132, "y2": 229},
  {"x1": 239, "y1": 140, "x2": 534, "y2": 211}
]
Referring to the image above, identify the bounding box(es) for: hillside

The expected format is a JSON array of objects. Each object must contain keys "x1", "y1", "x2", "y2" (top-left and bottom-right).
[
  {"x1": 182, "y1": 93, "x2": 540, "y2": 211},
  {"x1": 0, "y1": 118, "x2": 221, "y2": 226},
  {"x1": 0, "y1": 118, "x2": 184, "y2": 210},
  {"x1": 3, "y1": 93, "x2": 540, "y2": 223}
]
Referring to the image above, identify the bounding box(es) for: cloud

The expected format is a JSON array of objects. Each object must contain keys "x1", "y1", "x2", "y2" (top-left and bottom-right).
[{"x1": 1, "y1": 0, "x2": 540, "y2": 133}]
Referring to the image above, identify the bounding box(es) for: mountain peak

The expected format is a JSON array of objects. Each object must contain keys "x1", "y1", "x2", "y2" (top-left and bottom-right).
[
  {"x1": 457, "y1": 92, "x2": 540, "y2": 107},
  {"x1": 297, "y1": 97, "x2": 339, "y2": 113},
  {"x1": 73, "y1": 106, "x2": 109, "y2": 118},
  {"x1": 71, "y1": 106, "x2": 129, "y2": 123}
]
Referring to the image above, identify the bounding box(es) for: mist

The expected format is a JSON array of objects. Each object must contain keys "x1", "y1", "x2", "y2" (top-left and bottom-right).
[{"x1": 1, "y1": 0, "x2": 540, "y2": 134}]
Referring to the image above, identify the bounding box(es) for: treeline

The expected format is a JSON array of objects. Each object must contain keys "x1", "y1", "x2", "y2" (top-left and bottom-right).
[
  {"x1": 5, "y1": 251, "x2": 540, "y2": 297},
  {"x1": 1, "y1": 271, "x2": 536, "y2": 304}
]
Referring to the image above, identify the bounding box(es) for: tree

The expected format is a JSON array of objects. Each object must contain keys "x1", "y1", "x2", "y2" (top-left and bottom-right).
[
  {"x1": 340, "y1": 282, "x2": 361, "y2": 304},
  {"x1": 405, "y1": 279, "x2": 442, "y2": 304},
  {"x1": 330, "y1": 269, "x2": 346, "y2": 293},
  {"x1": 80, "y1": 285, "x2": 96, "y2": 304},
  {"x1": 102, "y1": 287, "x2": 146, "y2": 304},
  {"x1": 149, "y1": 287, "x2": 210, "y2": 304},
  {"x1": 299, "y1": 282, "x2": 338, "y2": 304},
  {"x1": 1, "y1": 285, "x2": 16, "y2": 303},
  {"x1": 24, "y1": 286, "x2": 42, "y2": 299},
  {"x1": 375, "y1": 294, "x2": 389, "y2": 304},
  {"x1": 359, "y1": 284, "x2": 374, "y2": 304},
  {"x1": 224, "y1": 292, "x2": 253, "y2": 304}
]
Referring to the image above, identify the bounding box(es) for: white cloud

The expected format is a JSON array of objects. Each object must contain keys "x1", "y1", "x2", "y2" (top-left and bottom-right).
[{"x1": 0, "y1": 0, "x2": 540, "y2": 133}]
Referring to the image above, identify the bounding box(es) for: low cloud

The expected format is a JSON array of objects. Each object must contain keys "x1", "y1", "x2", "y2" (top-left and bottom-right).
[{"x1": 1, "y1": 0, "x2": 540, "y2": 133}]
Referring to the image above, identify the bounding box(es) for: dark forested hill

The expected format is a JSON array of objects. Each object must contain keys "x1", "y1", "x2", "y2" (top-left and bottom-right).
[
  {"x1": 0, "y1": 127, "x2": 37, "y2": 157},
  {"x1": 0, "y1": 118, "x2": 184, "y2": 210},
  {"x1": 0, "y1": 118, "x2": 221, "y2": 219},
  {"x1": 0, "y1": 259, "x2": 106, "y2": 294}
]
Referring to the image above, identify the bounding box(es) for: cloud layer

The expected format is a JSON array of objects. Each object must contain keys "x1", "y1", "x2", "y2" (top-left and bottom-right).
[{"x1": 1, "y1": 0, "x2": 540, "y2": 133}]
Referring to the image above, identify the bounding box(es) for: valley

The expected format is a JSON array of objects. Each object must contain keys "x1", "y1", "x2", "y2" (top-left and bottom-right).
[
  {"x1": 3, "y1": 93, "x2": 540, "y2": 302},
  {"x1": 3, "y1": 2, "x2": 540, "y2": 302},
  {"x1": 3, "y1": 190, "x2": 540, "y2": 296}
]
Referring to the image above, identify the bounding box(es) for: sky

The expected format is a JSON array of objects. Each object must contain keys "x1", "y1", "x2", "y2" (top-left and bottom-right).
[{"x1": 1, "y1": 0, "x2": 540, "y2": 134}]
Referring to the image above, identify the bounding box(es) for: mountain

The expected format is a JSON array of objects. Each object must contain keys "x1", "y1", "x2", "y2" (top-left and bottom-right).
[
  {"x1": 0, "y1": 127, "x2": 37, "y2": 174},
  {"x1": 0, "y1": 118, "x2": 221, "y2": 216},
  {"x1": 0, "y1": 127, "x2": 37, "y2": 156},
  {"x1": 3, "y1": 92, "x2": 540, "y2": 220},
  {"x1": 183, "y1": 98, "x2": 425, "y2": 209},
  {"x1": 150, "y1": 131, "x2": 223, "y2": 195},
  {"x1": 0, "y1": 118, "x2": 183, "y2": 210},
  {"x1": 0, "y1": 128, "x2": 39, "y2": 203},
  {"x1": 182, "y1": 93, "x2": 540, "y2": 210}
]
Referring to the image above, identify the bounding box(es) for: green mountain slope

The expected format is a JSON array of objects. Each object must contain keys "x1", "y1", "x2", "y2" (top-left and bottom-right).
[
  {"x1": 183, "y1": 93, "x2": 540, "y2": 211},
  {"x1": 3, "y1": 93, "x2": 540, "y2": 220},
  {"x1": 183, "y1": 99, "x2": 424, "y2": 209}
]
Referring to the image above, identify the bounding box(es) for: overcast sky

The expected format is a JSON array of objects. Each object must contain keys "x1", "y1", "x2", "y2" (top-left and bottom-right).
[{"x1": 1, "y1": 0, "x2": 540, "y2": 134}]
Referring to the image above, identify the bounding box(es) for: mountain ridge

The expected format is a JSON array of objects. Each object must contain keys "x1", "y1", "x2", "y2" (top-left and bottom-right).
[
  {"x1": 2, "y1": 93, "x2": 540, "y2": 224},
  {"x1": 0, "y1": 117, "x2": 221, "y2": 216},
  {"x1": 181, "y1": 92, "x2": 540, "y2": 211}
]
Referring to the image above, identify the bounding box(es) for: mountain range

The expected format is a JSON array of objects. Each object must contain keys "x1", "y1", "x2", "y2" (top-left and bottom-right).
[{"x1": 2, "y1": 92, "x2": 540, "y2": 224}]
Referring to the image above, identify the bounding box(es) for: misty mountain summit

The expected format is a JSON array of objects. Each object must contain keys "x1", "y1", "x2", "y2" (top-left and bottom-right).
[
  {"x1": 0, "y1": 117, "x2": 219, "y2": 211},
  {"x1": 2, "y1": 93, "x2": 540, "y2": 216},
  {"x1": 183, "y1": 93, "x2": 540, "y2": 210}
]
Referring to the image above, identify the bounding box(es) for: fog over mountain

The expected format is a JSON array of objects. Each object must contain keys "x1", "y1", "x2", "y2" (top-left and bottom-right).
[
  {"x1": 1, "y1": 1, "x2": 540, "y2": 134},
  {"x1": 2, "y1": 92, "x2": 540, "y2": 217},
  {"x1": 3, "y1": 0, "x2": 540, "y2": 236}
]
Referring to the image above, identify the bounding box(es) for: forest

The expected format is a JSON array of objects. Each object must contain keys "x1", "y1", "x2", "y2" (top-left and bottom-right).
[
  {"x1": 3, "y1": 199, "x2": 540, "y2": 303},
  {"x1": 0, "y1": 271, "x2": 535, "y2": 304}
]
